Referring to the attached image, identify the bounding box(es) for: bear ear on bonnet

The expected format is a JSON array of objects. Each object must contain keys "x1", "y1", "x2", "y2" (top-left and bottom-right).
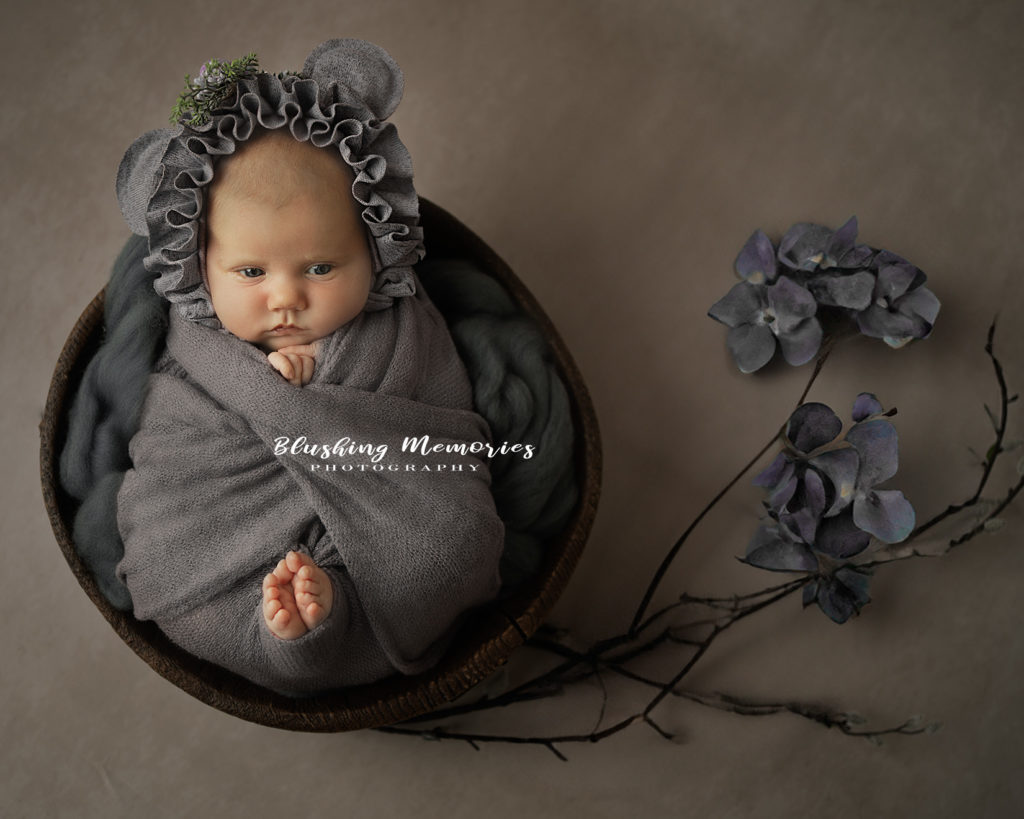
[
  {"x1": 303, "y1": 38, "x2": 404, "y2": 121},
  {"x1": 116, "y1": 127, "x2": 177, "y2": 237}
]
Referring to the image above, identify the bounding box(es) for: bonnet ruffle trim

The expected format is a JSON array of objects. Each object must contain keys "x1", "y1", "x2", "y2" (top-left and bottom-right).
[{"x1": 117, "y1": 42, "x2": 424, "y2": 326}]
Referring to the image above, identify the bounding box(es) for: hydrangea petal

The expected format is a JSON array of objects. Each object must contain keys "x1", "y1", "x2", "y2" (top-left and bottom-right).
[
  {"x1": 768, "y1": 276, "x2": 817, "y2": 330},
  {"x1": 794, "y1": 467, "x2": 827, "y2": 519},
  {"x1": 846, "y1": 418, "x2": 899, "y2": 486},
  {"x1": 744, "y1": 529, "x2": 818, "y2": 572},
  {"x1": 856, "y1": 304, "x2": 921, "y2": 340},
  {"x1": 808, "y1": 447, "x2": 859, "y2": 516},
  {"x1": 836, "y1": 243, "x2": 874, "y2": 269},
  {"x1": 768, "y1": 473, "x2": 798, "y2": 511},
  {"x1": 786, "y1": 402, "x2": 842, "y2": 453},
  {"x1": 873, "y1": 249, "x2": 907, "y2": 267},
  {"x1": 808, "y1": 271, "x2": 875, "y2": 310},
  {"x1": 816, "y1": 579, "x2": 860, "y2": 624},
  {"x1": 781, "y1": 507, "x2": 818, "y2": 545},
  {"x1": 753, "y1": 452, "x2": 792, "y2": 489},
  {"x1": 734, "y1": 229, "x2": 777, "y2": 284},
  {"x1": 852, "y1": 392, "x2": 883, "y2": 422},
  {"x1": 853, "y1": 489, "x2": 915, "y2": 543},
  {"x1": 777, "y1": 318, "x2": 823, "y2": 367},
  {"x1": 814, "y1": 510, "x2": 871, "y2": 558},
  {"x1": 834, "y1": 566, "x2": 873, "y2": 606},
  {"x1": 746, "y1": 522, "x2": 780, "y2": 554},
  {"x1": 898, "y1": 285, "x2": 941, "y2": 329},
  {"x1": 778, "y1": 222, "x2": 831, "y2": 271},
  {"x1": 824, "y1": 216, "x2": 858, "y2": 265},
  {"x1": 708, "y1": 281, "x2": 764, "y2": 328},
  {"x1": 726, "y1": 323, "x2": 776, "y2": 373},
  {"x1": 876, "y1": 264, "x2": 920, "y2": 301},
  {"x1": 816, "y1": 568, "x2": 872, "y2": 623}
]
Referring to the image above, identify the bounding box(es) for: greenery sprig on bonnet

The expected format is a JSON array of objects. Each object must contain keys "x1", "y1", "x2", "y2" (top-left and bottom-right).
[{"x1": 169, "y1": 53, "x2": 261, "y2": 126}]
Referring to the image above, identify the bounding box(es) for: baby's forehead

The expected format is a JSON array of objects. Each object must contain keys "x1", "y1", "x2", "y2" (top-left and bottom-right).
[{"x1": 209, "y1": 129, "x2": 353, "y2": 202}]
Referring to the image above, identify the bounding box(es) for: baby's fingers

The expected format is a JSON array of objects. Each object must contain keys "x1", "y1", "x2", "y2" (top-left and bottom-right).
[
  {"x1": 267, "y1": 351, "x2": 294, "y2": 381},
  {"x1": 275, "y1": 343, "x2": 318, "y2": 357},
  {"x1": 274, "y1": 346, "x2": 316, "y2": 386},
  {"x1": 298, "y1": 353, "x2": 315, "y2": 385}
]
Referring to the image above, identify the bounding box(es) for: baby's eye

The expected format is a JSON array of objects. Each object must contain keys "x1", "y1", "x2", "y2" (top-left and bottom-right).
[
  {"x1": 238, "y1": 267, "x2": 264, "y2": 279},
  {"x1": 307, "y1": 263, "x2": 333, "y2": 277}
]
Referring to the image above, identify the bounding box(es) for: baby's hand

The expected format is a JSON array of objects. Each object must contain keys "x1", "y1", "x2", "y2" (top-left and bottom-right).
[{"x1": 268, "y1": 344, "x2": 318, "y2": 387}]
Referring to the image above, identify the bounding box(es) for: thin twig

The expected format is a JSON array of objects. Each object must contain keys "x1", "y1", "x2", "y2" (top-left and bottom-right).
[
  {"x1": 864, "y1": 320, "x2": 1020, "y2": 568},
  {"x1": 381, "y1": 584, "x2": 806, "y2": 756},
  {"x1": 910, "y1": 321, "x2": 1008, "y2": 540},
  {"x1": 675, "y1": 690, "x2": 936, "y2": 740},
  {"x1": 636, "y1": 578, "x2": 810, "y2": 634},
  {"x1": 948, "y1": 472, "x2": 1024, "y2": 547}
]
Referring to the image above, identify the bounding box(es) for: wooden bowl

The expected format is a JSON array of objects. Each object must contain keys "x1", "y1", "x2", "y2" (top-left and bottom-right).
[{"x1": 39, "y1": 198, "x2": 601, "y2": 732}]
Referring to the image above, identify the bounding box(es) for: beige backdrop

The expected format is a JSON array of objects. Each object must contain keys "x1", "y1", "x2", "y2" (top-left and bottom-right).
[{"x1": 4, "y1": 1, "x2": 1023, "y2": 816}]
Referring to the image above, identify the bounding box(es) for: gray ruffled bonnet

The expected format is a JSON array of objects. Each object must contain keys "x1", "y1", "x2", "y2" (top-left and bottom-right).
[{"x1": 116, "y1": 38, "x2": 423, "y2": 326}]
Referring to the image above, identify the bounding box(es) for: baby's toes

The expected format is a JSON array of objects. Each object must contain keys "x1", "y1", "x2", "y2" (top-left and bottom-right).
[
  {"x1": 272, "y1": 558, "x2": 294, "y2": 584},
  {"x1": 298, "y1": 599, "x2": 328, "y2": 631},
  {"x1": 294, "y1": 577, "x2": 322, "y2": 607},
  {"x1": 295, "y1": 565, "x2": 319, "y2": 588},
  {"x1": 263, "y1": 594, "x2": 283, "y2": 620},
  {"x1": 295, "y1": 573, "x2": 333, "y2": 631},
  {"x1": 262, "y1": 593, "x2": 290, "y2": 633},
  {"x1": 285, "y1": 550, "x2": 316, "y2": 574},
  {"x1": 302, "y1": 601, "x2": 326, "y2": 627},
  {"x1": 262, "y1": 572, "x2": 307, "y2": 640}
]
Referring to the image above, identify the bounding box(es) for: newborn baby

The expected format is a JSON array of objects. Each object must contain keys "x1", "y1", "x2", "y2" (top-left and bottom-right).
[
  {"x1": 205, "y1": 128, "x2": 372, "y2": 640},
  {"x1": 114, "y1": 39, "x2": 506, "y2": 695}
]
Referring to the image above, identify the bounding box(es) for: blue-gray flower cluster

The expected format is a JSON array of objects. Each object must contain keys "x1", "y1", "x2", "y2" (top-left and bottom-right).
[
  {"x1": 742, "y1": 393, "x2": 916, "y2": 623},
  {"x1": 709, "y1": 218, "x2": 941, "y2": 373}
]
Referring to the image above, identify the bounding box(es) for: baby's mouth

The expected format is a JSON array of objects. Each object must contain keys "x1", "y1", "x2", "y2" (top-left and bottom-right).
[{"x1": 270, "y1": 323, "x2": 302, "y2": 333}]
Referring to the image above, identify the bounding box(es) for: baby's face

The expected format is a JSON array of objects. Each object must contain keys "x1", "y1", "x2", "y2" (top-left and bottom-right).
[{"x1": 205, "y1": 132, "x2": 373, "y2": 352}]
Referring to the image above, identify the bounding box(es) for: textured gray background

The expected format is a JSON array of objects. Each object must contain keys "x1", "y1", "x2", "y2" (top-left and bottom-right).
[{"x1": 4, "y1": 1, "x2": 1023, "y2": 816}]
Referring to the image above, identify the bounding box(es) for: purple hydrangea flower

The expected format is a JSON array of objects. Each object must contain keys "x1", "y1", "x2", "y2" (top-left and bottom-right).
[
  {"x1": 708, "y1": 277, "x2": 822, "y2": 373},
  {"x1": 743, "y1": 394, "x2": 917, "y2": 623},
  {"x1": 802, "y1": 566, "x2": 873, "y2": 624},
  {"x1": 777, "y1": 216, "x2": 874, "y2": 273},
  {"x1": 842, "y1": 417, "x2": 916, "y2": 542},
  {"x1": 743, "y1": 507, "x2": 871, "y2": 574},
  {"x1": 709, "y1": 218, "x2": 940, "y2": 371},
  {"x1": 743, "y1": 509, "x2": 873, "y2": 623},
  {"x1": 756, "y1": 395, "x2": 915, "y2": 543},
  {"x1": 754, "y1": 402, "x2": 848, "y2": 520},
  {"x1": 856, "y1": 254, "x2": 941, "y2": 348}
]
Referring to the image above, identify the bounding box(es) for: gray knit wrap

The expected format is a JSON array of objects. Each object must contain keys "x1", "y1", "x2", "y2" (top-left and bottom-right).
[{"x1": 115, "y1": 39, "x2": 423, "y2": 326}]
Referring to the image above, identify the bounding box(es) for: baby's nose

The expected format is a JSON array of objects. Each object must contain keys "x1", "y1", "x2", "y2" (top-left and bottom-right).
[{"x1": 267, "y1": 277, "x2": 306, "y2": 311}]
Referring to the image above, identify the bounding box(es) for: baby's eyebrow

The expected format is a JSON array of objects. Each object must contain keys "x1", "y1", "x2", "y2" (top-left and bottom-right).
[{"x1": 218, "y1": 261, "x2": 266, "y2": 272}]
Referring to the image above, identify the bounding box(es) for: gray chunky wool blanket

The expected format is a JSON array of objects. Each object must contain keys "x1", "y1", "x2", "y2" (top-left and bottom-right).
[{"x1": 116, "y1": 281, "x2": 505, "y2": 695}]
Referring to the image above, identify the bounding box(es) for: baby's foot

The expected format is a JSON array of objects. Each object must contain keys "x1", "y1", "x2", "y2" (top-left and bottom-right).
[
  {"x1": 285, "y1": 550, "x2": 333, "y2": 631},
  {"x1": 261, "y1": 551, "x2": 333, "y2": 640},
  {"x1": 262, "y1": 560, "x2": 306, "y2": 640}
]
